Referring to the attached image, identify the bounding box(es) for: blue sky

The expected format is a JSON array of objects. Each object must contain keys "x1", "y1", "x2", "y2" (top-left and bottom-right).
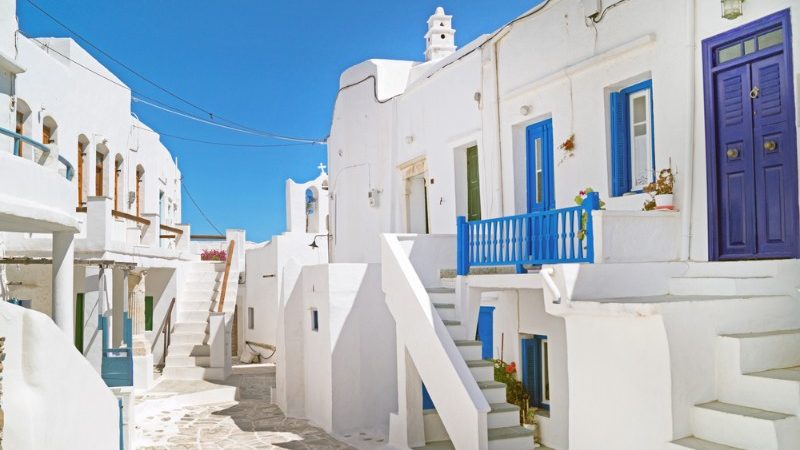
[{"x1": 18, "y1": 0, "x2": 541, "y2": 242}]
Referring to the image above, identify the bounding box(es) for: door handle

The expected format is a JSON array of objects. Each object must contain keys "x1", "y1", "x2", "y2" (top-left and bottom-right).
[
  {"x1": 726, "y1": 148, "x2": 739, "y2": 159},
  {"x1": 749, "y1": 87, "x2": 760, "y2": 99},
  {"x1": 763, "y1": 140, "x2": 778, "y2": 152}
]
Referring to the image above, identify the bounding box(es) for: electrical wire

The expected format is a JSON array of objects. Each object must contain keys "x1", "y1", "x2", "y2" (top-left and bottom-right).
[
  {"x1": 181, "y1": 178, "x2": 224, "y2": 235},
  {"x1": 589, "y1": 0, "x2": 633, "y2": 24},
  {"x1": 131, "y1": 125, "x2": 319, "y2": 148},
  {"x1": 20, "y1": 0, "x2": 325, "y2": 144}
]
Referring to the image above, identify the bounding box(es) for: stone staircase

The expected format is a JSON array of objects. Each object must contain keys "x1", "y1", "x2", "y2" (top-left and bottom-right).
[
  {"x1": 162, "y1": 261, "x2": 239, "y2": 380},
  {"x1": 666, "y1": 266, "x2": 800, "y2": 450},
  {"x1": 414, "y1": 287, "x2": 535, "y2": 450}
]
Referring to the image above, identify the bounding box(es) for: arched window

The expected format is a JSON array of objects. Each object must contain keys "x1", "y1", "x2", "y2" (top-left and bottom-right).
[
  {"x1": 305, "y1": 187, "x2": 319, "y2": 233},
  {"x1": 95, "y1": 144, "x2": 109, "y2": 197},
  {"x1": 114, "y1": 154, "x2": 124, "y2": 210},
  {"x1": 135, "y1": 165, "x2": 145, "y2": 216},
  {"x1": 42, "y1": 116, "x2": 57, "y2": 145},
  {"x1": 15, "y1": 99, "x2": 31, "y2": 158},
  {"x1": 77, "y1": 135, "x2": 89, "y2": 206}
]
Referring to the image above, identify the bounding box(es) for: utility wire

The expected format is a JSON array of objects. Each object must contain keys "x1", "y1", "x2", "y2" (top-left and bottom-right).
[
  {"x1": 181, "y1": 178, "x2": 224, "y2": 235},
  {"x1": 131, "y1": 125, "x2": 318, "y2": 148},
  {"x1": 21, "y1": 0, "x2": 325, "y2": 144}
]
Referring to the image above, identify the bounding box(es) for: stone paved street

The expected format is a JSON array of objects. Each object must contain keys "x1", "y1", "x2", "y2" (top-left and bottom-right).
[{"x1": 136, "y1": 367, "x2": 360, "y2": 450}]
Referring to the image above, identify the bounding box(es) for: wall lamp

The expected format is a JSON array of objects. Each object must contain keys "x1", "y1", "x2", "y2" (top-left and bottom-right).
[
  {"x1": 721, "y1": 0, "x2": 744, "y2": 20},
  {"x1": 309, "y1": 234, "x2": 332, "y2": 249}
]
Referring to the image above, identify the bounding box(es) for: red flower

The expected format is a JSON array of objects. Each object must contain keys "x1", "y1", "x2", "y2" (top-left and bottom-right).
[
  {"x1": 579, "y1": 190, "x2": 586, "y2": 196},
  {"x1": 505, "y1": 362, "x2": 516, "y2": 374}
]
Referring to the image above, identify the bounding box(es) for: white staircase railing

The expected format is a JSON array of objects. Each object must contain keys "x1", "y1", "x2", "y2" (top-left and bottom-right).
[{"x1": 381, "y1": 233, "x2": 490, "y2": 450}]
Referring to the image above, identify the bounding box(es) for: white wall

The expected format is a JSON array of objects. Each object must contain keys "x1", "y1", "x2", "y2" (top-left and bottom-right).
[
  {"x1": 1, "y1": 301, "x2": 120, "y2": 450},
  {"x1": 278, "y1": 263, "x2": 397, "y2": 434}
]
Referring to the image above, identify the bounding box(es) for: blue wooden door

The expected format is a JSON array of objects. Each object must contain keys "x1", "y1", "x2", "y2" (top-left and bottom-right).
[
  {"x1": 705, "y1": 11, "x2": 798, "y2": 260},
  {"x1": 526, "y1": 120, "x2": 555, "y2": 213}
]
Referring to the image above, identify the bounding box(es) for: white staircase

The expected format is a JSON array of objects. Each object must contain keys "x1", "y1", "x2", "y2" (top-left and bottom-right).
[
  {"x1": 668, "y1": 328, "x2": 800, "y2": 450},
  {"x1": 162, "y1": 261, "x2": 239, "y2": 380},
  {"x1": 415, "y1": 287, "x2": 535, "y2": 450}
]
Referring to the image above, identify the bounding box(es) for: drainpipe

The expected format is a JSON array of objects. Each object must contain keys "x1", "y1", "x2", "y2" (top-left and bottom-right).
[
  {"x1": 680, "y1": 0, "x2": 697, "y2": 261},
  {"x1": 489, "y1": 28, "x2": 511, "y2": 217}
]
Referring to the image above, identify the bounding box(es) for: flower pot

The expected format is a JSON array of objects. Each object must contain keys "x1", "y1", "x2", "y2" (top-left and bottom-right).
[
  {"x1": 523, "y1": 424, "x2": 540, "y2": 447},
  {"x1": 654, "y1": 193, "x2": 674, "y2": 210}
]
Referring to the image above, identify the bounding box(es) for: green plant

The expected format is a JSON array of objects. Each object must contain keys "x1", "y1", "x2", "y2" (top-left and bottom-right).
[
  {"x1": 642, "y1": 168, "x2": 675, "y2": 211},
  {"x1": 493, "y1": 359, "x2": 530, "y2": 424},
  {"x1": 573, "y1": 187, "x2": 606, "y2": 240}
]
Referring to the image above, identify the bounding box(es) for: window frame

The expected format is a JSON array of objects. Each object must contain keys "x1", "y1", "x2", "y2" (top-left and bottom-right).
[
  {"x1": 521, "y1": 334, "x2": 551, "y2": 410},
  {"x1": 610, "y1": 79, "x2": 656, "y2": 196}
]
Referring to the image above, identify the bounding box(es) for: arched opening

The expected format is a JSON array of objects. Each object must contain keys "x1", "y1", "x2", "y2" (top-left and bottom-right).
[
  {"x1": 114, "y1": 154, "x2": 124, "y2": 210},
  {"x1": 135, "y1": 165, "x2": 145, "y2": 216},
  {"x1": 305, "y1": 187, "x2": 319, "y2": 233},
  {"x1": 42, "y1": 116, "x2": 57, "y2": 145},
  {"x1": 14, "y1": 99, "x2": 31, "y2": 158},
  {"x1": 95, "y1": 144, "x2": 108, "y2": 197},
  {"x1": 77, "y1": 135, "x2": 89, "y2": 206}
]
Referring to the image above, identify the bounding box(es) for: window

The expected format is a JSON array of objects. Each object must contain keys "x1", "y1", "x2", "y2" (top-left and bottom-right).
[
  {"x1": 310, "y1": 308, "x2": 319, "y2": 331},
  {"x1": 521, "y1": 335, "x2": 550, "y2": 410},
  {"x1": 610, "y1": 80, "x2": 655, "y2": 196},
  {"x1": 96, "y1": 151, "x2": 105, "y2": 196},
  {"x1": 248, "y1": 307, "x2": 255, "y2": 330},
  {"x1": 144, "y1": 296, "x2": 153, "y2": 331}
]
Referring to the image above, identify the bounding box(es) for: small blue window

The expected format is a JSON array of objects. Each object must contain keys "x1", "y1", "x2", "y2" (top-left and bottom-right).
[
  {"x1": 521, "y1": 335, "x2": 550, "y2": 410},
  {"x1": 610, "y1": 80, "x2": 655, "y2": 196},
  {"x1": 311, "y1": 308, "x2": 319, "y2": 332}
]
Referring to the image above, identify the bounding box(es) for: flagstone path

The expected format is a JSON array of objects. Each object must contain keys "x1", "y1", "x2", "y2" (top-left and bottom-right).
[{"x1": 136, "y1": 366, "x2": 360, "y2": 450}]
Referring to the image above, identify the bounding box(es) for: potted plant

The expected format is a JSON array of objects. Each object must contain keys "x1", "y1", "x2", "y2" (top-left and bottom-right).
[
  {"x1": 523, "y1": 408, "x2": 541, "y2": 447},
  {"x1": 643, "y1": 168, "x2": 675, "y2": 211},
  {"x1": 574, "y1": 187, "x2": 606, "y2": 240}
]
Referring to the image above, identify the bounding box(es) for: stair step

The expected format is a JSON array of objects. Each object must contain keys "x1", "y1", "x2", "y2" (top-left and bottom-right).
[
  {"x1": 487, "y1": 425, "x2": 535, "y2": 450},
  {"x1": 489, "y1": 403, "x2": 520, "y2": 429},
  {"x1": 172, "y1": 322, "x2": 208, "y2": 334},
  {"x1": 427, "y1": 287, "x2": 455, "y2": 294},
  {"x1": 696, "y1": 401, "x2": 791, "y2": 421},
  {"x1": 478, "y1": 380, "x2": 508, "y2": 404},
  {"x1": 164, "y1": 355, "x2": 210, "y2": 368},
  {"x1": 413, "y1": 441, "x2": 454, "y2": 450},
  {"x1": 169, "y1": 332, "x2": 207, "y2": 345},
  {"x1": 179, "y1": 310, "x2": 211, "y2": 322},
  {"x1": 167, "y1": 343, "x2": 210, "y2": 357},
  {"x1": 433, "y1": 303, "x2": 457, "y2": 321},
  {"x1": 692, "y1": 401, "x2": 795, "y2": 449},
  {"x1": 748, "y1": 365, "x2": 800, "y2": 382},
  {"x1": 466, "y1": 359, "x2": 494, "y2": 382},
  {"x1": 455, "y1": 340, "x2": 483, "y2": 361},
  {"x1": 669, "y1": 436, "x2": 744, "y2": 450},
  {"x1": 721, "y1": 329, "x2": 800, "y2": 373},
  {"x1": 669, "y1": 276, "x2": 785, "y2": 296}
]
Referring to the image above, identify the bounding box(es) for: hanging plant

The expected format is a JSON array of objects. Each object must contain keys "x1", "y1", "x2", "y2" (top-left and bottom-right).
[
  {"x1": 557, "y1": 134, "x2": 576, "y2": 166},
  {"x1": 574, "y1": 187, "x2": 606, "y2": 240}
]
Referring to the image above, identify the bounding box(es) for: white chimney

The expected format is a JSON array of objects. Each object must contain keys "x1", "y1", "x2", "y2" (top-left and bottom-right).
[{"x1": 424, "y1": 7, "x2": 456, "y2": 62}]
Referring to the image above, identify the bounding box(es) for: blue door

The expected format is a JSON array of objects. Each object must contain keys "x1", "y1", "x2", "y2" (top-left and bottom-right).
[
  {"x1": 526, "y1": 119, "x2": 555, "y2": 213},
  {"x1": 704, "y1": 11, "x2": 798, "y2": 260},
  {"x1": 477, "y1": 306, "x2": 495, "y2": 360}
]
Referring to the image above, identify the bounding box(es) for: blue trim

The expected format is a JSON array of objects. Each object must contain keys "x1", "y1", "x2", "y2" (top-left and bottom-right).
[
  {"x1": 99, "y1": 315, "x2": 133, "y2": 387},
  {"x1": 118, "y1": 398, "x2": 125, "y2": 450},
  {"x1": 702, "y1": 8, "x2": 798, "y2": 261},
  {"x1": 521, "y1": 335, "x2": 549, "y2": 410},
  {"x1": 611, "y1": 80, "x2": 655, "y2": 196},
  {"x1": 477, "y1": 306, "x2": 495, "y2": 360},
  {"x1": 456, "y1": 192, "x2": 600, "y2": 269},
  {"x1": 526, "y1": 119, "x2": 554, "y2": 213}
]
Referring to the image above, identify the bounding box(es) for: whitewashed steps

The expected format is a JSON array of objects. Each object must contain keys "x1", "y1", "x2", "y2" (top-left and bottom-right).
[
  {"x1": 433, "y1": 303, "x2": 457, "y2": 321},
  {"x1": 668, "y1": 276, "x2": 785, "y2": 297},
  {"x1": 414, "y1": 425, "x2": 535, "y2": 450},
  {"x1": 721, "y1": 329, "x2": 800, "y2": 373},
  {"x1": 172, "y1": 322, "x2": 208, "y2": 334},
  {"x1": 454, "y1": 340, "x2": 482, "y2": 361},
  {"x1": 691, "y1": 401, "x2": 797, "y2": 450},
  {"x1": 667, "y1": 436, "x2": 744, "y2": 450},
  {"x1": 164, "y1": 354, "x2": 210, "y2": 368},
  {"x1": 466, "y1": 359, "x2": 494, "y2": 382}
]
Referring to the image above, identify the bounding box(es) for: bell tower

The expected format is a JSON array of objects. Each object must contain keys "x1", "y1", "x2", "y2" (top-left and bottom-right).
[{"x1": 424, "y1": 7, "x2": 456, "y2": 62}]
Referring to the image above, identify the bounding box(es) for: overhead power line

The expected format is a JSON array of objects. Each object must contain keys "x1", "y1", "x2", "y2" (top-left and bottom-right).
[
  {"x1": 181, "y1": 178, "x2": 224, "y2": 235},
  {"x1": 131, "y1": 125, "x2": 318, "y2": 148},
  {"x1": 21, "y1": 0, "x2": 325, "y2": 144}
]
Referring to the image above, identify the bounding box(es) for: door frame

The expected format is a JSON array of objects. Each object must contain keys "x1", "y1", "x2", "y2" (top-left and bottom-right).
[
  {"x1": 526, "y1": 119, "x2": 555, "y2": 213},
  {"x1": 702, "y1": 9, "x2": 798, "y2": 261}
]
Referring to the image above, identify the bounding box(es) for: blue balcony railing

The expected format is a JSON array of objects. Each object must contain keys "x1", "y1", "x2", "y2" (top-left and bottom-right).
[
  {"x1": 457, "y1": 192, "x2": 601, "y2": 275},
  {"x1": 0, "y1": 126, "x2": 74, "y2": 181}
]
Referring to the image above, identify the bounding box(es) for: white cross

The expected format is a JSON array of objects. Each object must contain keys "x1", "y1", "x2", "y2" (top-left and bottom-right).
[{"x1": 317, "y1": 163, "x2": 327, "y2": 173}]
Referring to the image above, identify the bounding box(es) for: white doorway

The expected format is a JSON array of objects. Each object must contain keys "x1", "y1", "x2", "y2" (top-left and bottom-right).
[{"x1": 400, "y1": 157, "x2": 430, "y2": 234}]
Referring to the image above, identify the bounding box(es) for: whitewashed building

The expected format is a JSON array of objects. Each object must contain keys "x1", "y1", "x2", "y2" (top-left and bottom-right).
[
  {"x1": 318, "y1": 1, "x2": 800, "y2": 449},
  {"x1": 242, "y1": 166, "x2": 329, "y2": 359}
]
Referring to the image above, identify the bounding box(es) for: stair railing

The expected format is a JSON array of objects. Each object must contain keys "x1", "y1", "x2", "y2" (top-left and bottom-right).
[
  {"x1": 153, "y1": 297, "x2": 176, "y2": 368},
  {"x1": 217, "y1": 239, "x2": 235, "y2": 313},
  {"x1": 382, "y1": 234, "x2": 489, "y2": 450}
]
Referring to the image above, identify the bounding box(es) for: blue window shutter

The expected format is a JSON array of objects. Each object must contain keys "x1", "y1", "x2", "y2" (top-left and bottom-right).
[
  {"x1": 521, "y1": 338, "x2": 538, "y2": 407},
  {"x1": 610, "y1": 92, "x2": 631, "y2": 196}
]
